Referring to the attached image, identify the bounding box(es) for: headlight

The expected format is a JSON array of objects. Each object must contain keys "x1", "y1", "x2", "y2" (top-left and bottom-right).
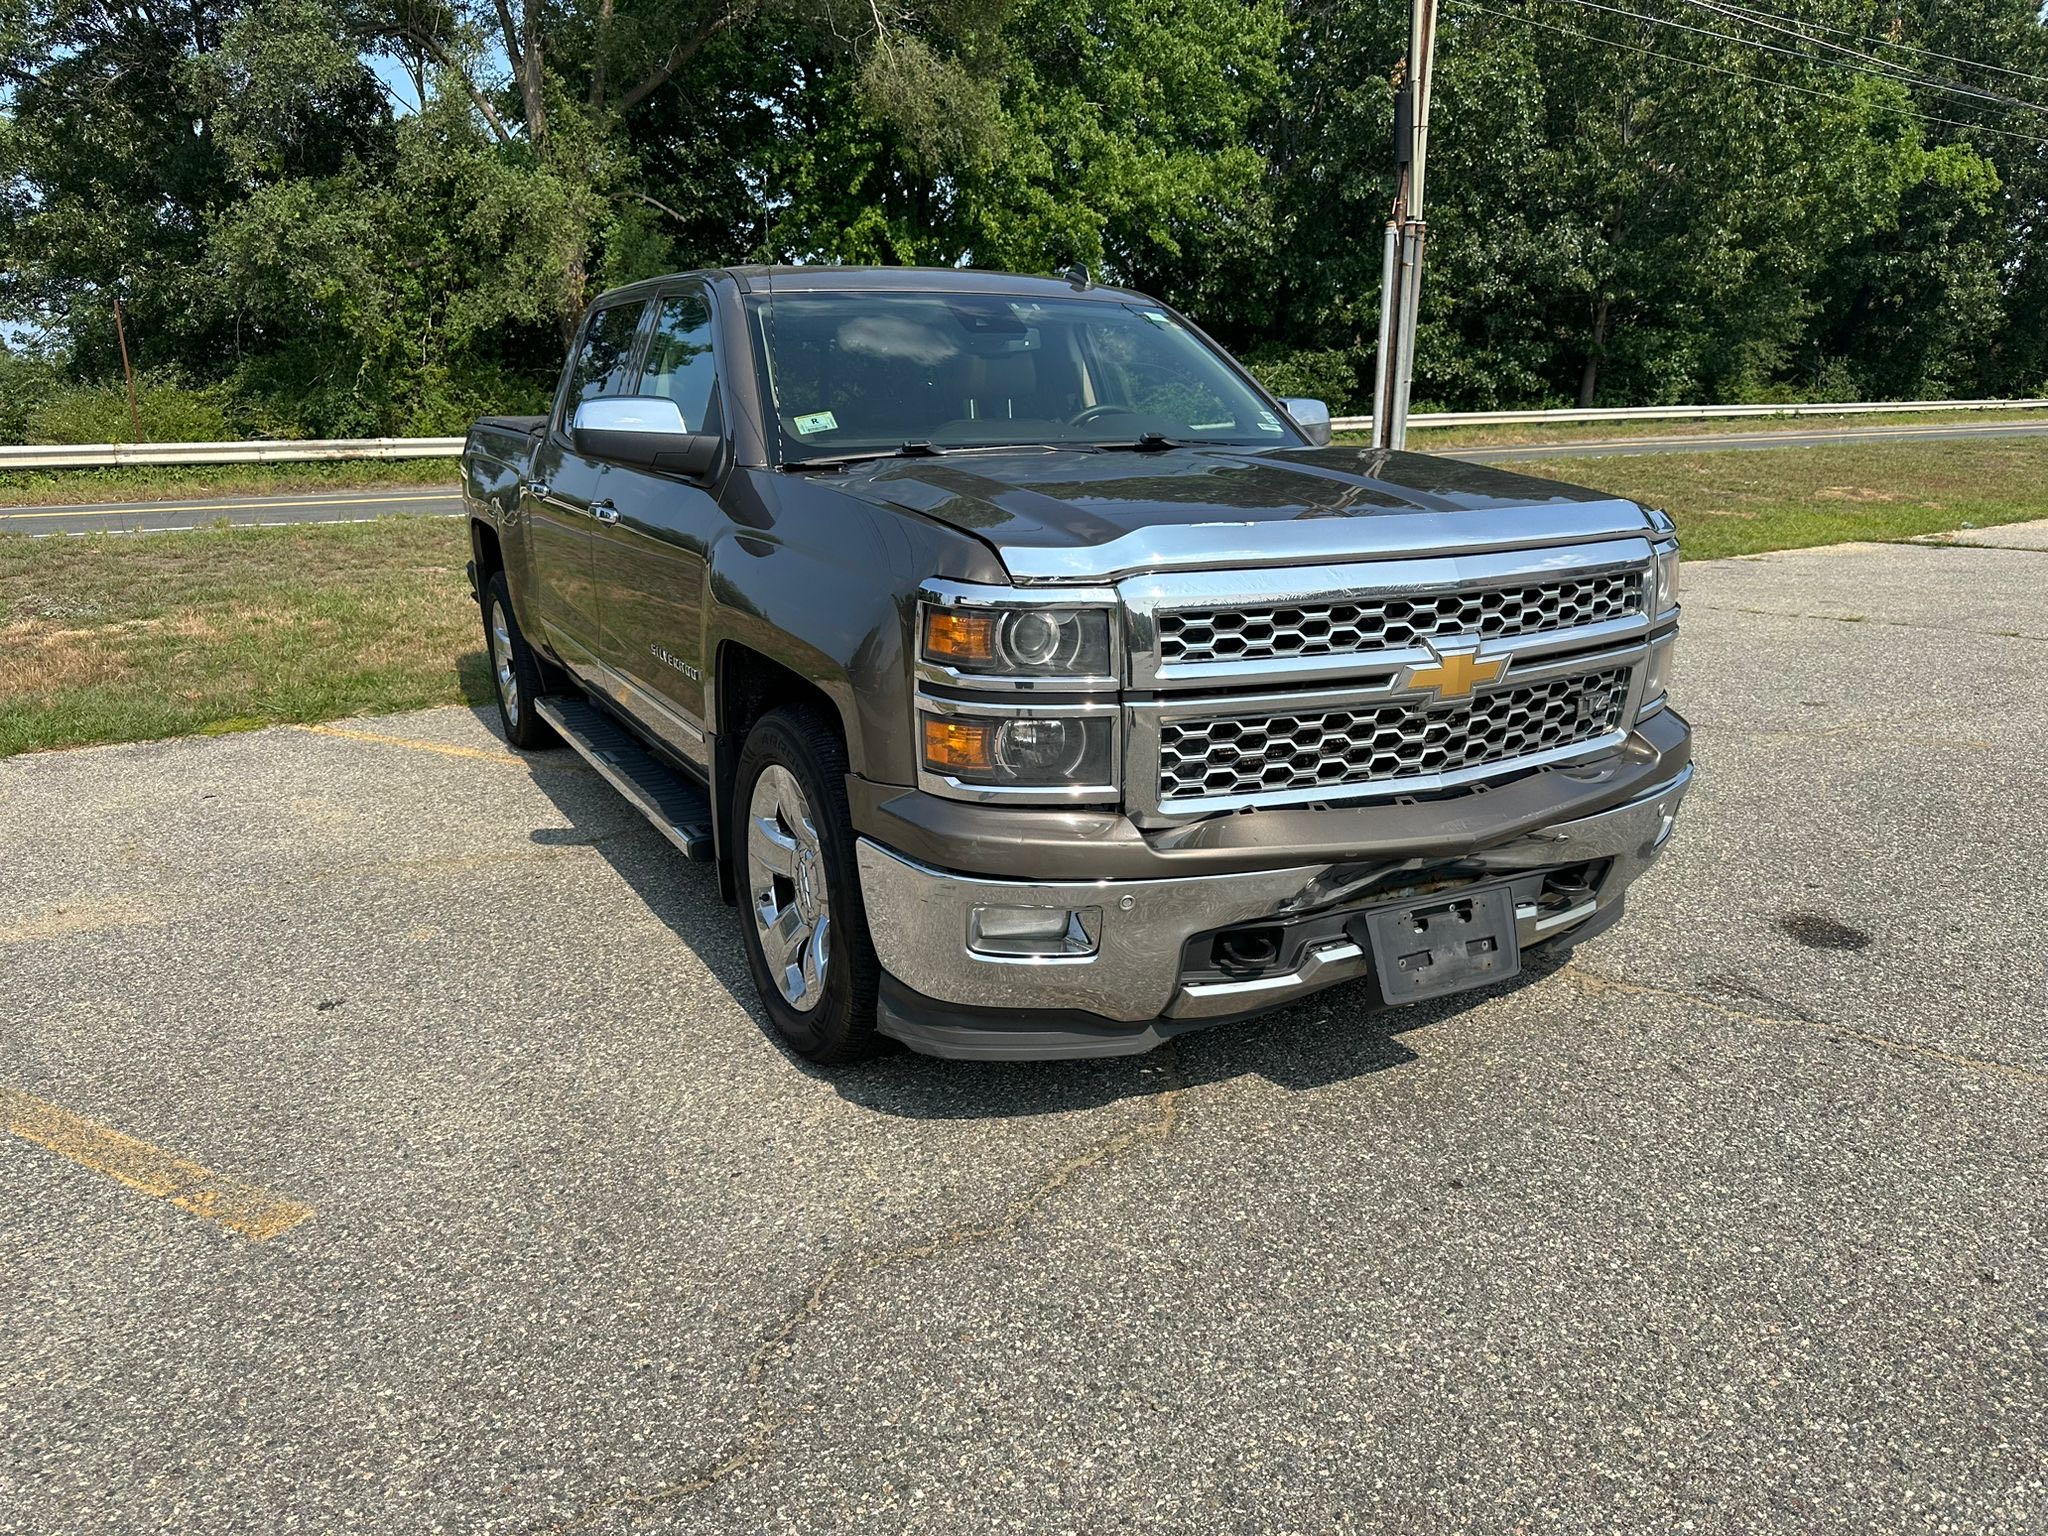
[
  {"x1": 920, "y1": 710, "x2": 1117, "y2": 795},
  {"x1": 923, "y1": 603, "x2": 1114, "y2": 680},
  {"x1": 1651, "y1": 541, "x2": 1680, "y2": 616},
  {"x1": 1639, "y1": 630, "x2": 1677, "y2": 717}
]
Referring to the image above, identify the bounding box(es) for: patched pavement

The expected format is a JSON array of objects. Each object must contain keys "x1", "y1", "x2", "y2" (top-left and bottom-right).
[{"x1": 2, "y1": 530, "x2": 2043, "y2": 1534}]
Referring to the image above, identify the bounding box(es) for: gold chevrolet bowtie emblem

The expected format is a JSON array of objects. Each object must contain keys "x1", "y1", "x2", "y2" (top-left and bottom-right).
[{"x1": 1405, "y1": 645, "x2": 1506, "y2": 702}]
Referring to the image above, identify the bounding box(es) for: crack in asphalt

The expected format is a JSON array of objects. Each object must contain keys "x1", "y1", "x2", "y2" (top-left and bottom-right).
[
  {"x1": 1690, "y1": 602, "x2": 2045, "y2": 642},
  {"x1": 543, "y1": 1046, "x2": 1187, "y2": 1534},
  {"x1": 1561, "y1": 962, "x2": 2048, "y2": 1086},
  {"x1": 1934, "y1": 545, "x2": 2048, "y2": 556}
]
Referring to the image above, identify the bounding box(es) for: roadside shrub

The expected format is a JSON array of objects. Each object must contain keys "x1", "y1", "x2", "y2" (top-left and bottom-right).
[
  {"x1": 24, "y1": 371, "x2": 237, "y2": 445},
  {"x1": 0, "y1": 352, "x2": 62, "y2": 443},
  {"x1": 227, "y1": 351, "x2": 555, "y2": 439},
  {"x1": 1245, "y1": 346, "x2": 1365, "y2": 412}
]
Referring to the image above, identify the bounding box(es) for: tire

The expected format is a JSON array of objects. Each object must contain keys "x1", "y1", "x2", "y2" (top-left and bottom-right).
[
  {"x1": 483, "y1": 572, "x2": 560, "y2": 751},
  {"x1": 733, "y1": 706, "x2": 885, "y2": 1064}
]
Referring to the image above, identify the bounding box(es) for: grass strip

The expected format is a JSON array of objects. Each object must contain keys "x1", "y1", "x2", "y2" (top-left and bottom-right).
[
  {"x1": 1503, "y1": 438, "x2": 2048, "y2": 560},
  {"x1": 0, "y1": 517, "x2": 488, "y2": 757},
  {"x1": 1, "y1": 436, "x2": 2039, "y2": 756}
]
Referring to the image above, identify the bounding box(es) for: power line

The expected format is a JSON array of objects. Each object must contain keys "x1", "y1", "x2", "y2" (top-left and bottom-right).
[
  {"x1": 1449, "y1": 0, "x2": 2048, "y2": 146},
  {"x1": 1703, "y1": 0, "x2": 2048, "y2": 93},
  {"x1": 1672, "y1": 0, "x2": 2048, "y2": 111},
  {"x1": 1532, "y1": 0, "x2": 2048, "y2": 117}
]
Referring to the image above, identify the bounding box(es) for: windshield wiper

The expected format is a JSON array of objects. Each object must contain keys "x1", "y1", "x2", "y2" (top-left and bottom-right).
[
  {"x1": 780, "y1": 441, "x2": 945, "y2": 473},
  {"x1": 1090, "y1": 433, "x2": 1181, "y2": 453}
]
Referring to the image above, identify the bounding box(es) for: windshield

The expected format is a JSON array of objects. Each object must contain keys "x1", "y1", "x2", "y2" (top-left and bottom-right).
[{"x1": 750, "y1": 290, "x2": 1295, "y2": 461}]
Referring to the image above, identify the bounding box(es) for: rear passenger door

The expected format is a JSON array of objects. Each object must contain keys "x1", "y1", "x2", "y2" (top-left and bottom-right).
[
  {"x1": 522, "y1": 298, "x2": 649, "y2": 668},
  {"x1": 588, "y1": 286, "x2": 724, "y2": 768}
]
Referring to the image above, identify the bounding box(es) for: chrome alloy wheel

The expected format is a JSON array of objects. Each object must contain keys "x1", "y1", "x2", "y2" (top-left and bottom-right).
[
  {"x1": 747, "y1": 764, "x2": 832, "y2": 1012},
  {"x1": 490, "y1": 600, "x2": 520, "y2": 731}
]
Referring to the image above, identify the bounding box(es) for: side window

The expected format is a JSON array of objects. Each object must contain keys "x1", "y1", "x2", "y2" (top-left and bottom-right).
[
  {"x1": 641, "y1": 293, "x2": 719, "y2": 432},
  {"x1": 560, "y1": 301, "x2": 648, "y2": 426}
]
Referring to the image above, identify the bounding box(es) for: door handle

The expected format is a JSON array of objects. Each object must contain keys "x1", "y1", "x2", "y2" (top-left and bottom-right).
[
  {"x1": 523, "y1": 479, "x2": 551, "y2": 501},
  {"x1": 590, "y1": 499, "x2": 620, "y2": 525}
]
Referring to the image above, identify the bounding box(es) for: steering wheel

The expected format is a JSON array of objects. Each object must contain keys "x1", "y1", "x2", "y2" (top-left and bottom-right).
[{"x1": 1067, "y1": 403, "x2": 1136, "y2": 428}]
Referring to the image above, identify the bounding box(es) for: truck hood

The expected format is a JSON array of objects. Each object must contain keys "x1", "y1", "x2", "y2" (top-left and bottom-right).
[{"x1": 830, "y1": 445, "x2": 1660, "y2": 582}]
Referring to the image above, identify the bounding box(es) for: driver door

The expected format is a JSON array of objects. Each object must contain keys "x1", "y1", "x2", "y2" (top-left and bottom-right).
[
  {"x1": 522, "y1": 298, "x2": 649, "y2": 669},
  {"x1": 588, "y1": 286, "x2": 723, "y2": 765}
]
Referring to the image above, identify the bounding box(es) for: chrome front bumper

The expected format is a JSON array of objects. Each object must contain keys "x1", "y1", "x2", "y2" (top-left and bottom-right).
[{"x1": 855, "y1": 765, "x2": 1691, "y2": 1054}]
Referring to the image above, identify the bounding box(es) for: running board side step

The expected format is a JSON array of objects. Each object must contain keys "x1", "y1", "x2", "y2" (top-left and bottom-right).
[{"x1": 534, "y1": 696, "x2": 716, "y2": 861}]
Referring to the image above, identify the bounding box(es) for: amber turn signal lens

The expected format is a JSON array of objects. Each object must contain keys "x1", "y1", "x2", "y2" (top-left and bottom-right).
[
  {"x1": 924, "y1": 610, "x2": 996, "y2": 663},
  {"x1": 923, "y1": 718, "x2": 993, "y2": 771}
]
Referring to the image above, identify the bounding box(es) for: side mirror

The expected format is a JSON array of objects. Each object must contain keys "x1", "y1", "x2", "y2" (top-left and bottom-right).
[
  {"x1": 1279, "y1": 396, "x2": 1334, "y2": 447},
  {"x1": 572, "y1": 396, "x2": 721, "y2": 479}
]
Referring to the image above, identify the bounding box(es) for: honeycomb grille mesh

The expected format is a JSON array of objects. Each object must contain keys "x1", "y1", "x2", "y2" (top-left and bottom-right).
[
  {"x1": 1157, "y1": 668, "x2": 1633, "y2": 805},
  {"x1": 1157, "y1": 571, "x2": 1644, "y2": 666}
]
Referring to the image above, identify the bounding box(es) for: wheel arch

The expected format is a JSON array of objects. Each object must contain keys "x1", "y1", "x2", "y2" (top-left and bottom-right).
[
  {"x1": 711, "y1": 642, "x2": 849, "y2": 904},
  {"x1": 469, "y1": 517, "x2": 504, "y2": 598}
]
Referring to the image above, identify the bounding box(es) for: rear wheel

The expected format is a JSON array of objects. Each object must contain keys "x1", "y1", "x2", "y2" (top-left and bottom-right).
[
  {"x1": 734, "y1": 707, "x2": 884, "y2": 1063},
  {"x1": 484, "y1": 572, "x2": 559, "y2": 751}
]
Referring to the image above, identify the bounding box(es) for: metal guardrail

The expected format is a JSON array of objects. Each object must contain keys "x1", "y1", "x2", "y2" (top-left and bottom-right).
[
  {"x1": 0, "y1": 437, "x2": 468, "y2": 470},
  {"x1": 1326, "y1": 397, "x2": 2048, "y2": 433},
  {"x1": 2, "y1": 397, "x2": 2044, "y2": 469}
]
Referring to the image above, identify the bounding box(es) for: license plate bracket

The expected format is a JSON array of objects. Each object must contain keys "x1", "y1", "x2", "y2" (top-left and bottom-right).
[{"x1": 1356, "y1": 885, "x2": 1522, "y2": 1003}]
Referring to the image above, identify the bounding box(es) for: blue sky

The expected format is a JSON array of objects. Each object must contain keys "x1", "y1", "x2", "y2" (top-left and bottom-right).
[{"x1": 365, "y1": 51, "x2": 425, "y2": 116}]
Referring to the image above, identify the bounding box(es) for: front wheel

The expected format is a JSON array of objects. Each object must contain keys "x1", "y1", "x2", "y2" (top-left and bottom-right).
[
  {"x1": 733, "y1": 707, "x2": 885, "y2": 1064},
  {"x1": 484, "y1": 572, "x2": 559, "y2": 751}
]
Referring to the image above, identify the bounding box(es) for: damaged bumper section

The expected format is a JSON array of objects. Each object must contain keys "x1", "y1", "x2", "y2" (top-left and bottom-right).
[{"x1": 855, "y1": 724, "x2": 1692, "y2": 1060}]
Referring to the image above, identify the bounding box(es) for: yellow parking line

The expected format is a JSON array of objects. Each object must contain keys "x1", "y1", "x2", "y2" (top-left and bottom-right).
[
  {"x1": 1, "y1": 1085, "x2": 313, "y2": 1241},
  {"x1": 294, "y1": 722, "x2": 526, "y2": 765},
  {"x1": 0, "y1": 492, "x2": 459, "y2": 521}
]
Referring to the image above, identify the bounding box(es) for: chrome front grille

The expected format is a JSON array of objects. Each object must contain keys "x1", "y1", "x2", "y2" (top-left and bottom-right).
[
  {"x1": 1157, "y1": 570, "x2": 1645, "y2": 667},
  {"x1": 1155, "y1": 668, "x2": 1634, "y2": 809},
  {"x1": 1120, "y1": 539, "x2": 1664, "y2": 820}
]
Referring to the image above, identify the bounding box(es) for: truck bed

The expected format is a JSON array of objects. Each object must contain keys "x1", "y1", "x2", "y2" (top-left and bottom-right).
[{"x1": 466, "y1": 415, "x2": 546, "y2": 472}]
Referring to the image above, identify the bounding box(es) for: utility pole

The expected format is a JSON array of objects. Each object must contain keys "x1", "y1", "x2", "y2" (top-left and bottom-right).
[
  {"x1": 1370, "y1": 0, "x2": 1439, "y2": 451},
  {"x1": 112, "y1": 296, "x2": 144, "y2": 444}
]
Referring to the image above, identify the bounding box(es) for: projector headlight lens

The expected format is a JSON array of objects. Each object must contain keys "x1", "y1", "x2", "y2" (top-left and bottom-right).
[
  {"x1": 921, "y1": 710, "x2": 1114, "y2": 791},
  {"x1": 922, "y1": 603, "x2": 1113, "y2": 678}
]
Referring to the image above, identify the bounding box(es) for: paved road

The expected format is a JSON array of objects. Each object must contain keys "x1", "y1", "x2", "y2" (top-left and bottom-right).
[
  {"x1": 3, "y1": 532, "x2": 2046, "y2": 1533},
  {"x1": 4, "y1": 417, "x2": 2045, "y2": 535},
  {"x1": 0, "y1": 485, "x2": 461, "y2": 537}
]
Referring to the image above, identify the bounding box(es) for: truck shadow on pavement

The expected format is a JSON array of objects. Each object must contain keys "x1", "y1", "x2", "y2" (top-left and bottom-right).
[{"x1": 510, "y1": 715, "x2": 1535, "y2": 1121}]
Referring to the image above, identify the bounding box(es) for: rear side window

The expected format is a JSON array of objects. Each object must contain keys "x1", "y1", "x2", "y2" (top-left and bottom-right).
[
  {"x1": 640, "y1": 294, "x2": 719, "y2": 431},
  {"x1": 561, "y1": 301, "x2": 648, "y2": 420}
]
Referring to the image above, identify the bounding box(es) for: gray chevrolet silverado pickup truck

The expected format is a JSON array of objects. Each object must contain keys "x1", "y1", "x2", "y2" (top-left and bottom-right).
[{"x1": 461, "y1": 265, "x2": 1690, "y2": 1063}]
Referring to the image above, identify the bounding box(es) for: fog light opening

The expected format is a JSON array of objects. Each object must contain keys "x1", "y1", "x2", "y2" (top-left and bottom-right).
[{"x1": 967, "y1": 905, "x2": 1101, "y2": 959}]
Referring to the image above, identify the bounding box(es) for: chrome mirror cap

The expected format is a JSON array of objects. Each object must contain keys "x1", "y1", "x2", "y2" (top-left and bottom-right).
[
  {"x1": 571, "y1": 395, "x2": 721, "y2": 479},
  {"x1": 1279, "y1": 396, "x2": 1334, "y2": 447},
  {"x1": 572, "y1": 396, "x2": 690, "y2": 436}
]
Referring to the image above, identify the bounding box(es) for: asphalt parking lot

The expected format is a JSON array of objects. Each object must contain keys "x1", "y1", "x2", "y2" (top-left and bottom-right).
[{"x1": 3, "y1": 527, "x2": 2044, "y2": 1534}]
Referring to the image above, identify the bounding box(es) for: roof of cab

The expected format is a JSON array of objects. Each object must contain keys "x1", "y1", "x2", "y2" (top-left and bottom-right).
[{"x1": 595, "y1": 264, "x2": 1146, "y2": 305}]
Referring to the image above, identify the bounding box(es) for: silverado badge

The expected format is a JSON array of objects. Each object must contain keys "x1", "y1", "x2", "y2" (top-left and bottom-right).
[{"x1": 1403, "y1": 643, "x2": 1506, "y2": 703}]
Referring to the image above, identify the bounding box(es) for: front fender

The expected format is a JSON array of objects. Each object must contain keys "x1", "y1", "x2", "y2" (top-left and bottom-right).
[{"x1": 705, "y1": 470, "x2": 1004, "y2": 785}]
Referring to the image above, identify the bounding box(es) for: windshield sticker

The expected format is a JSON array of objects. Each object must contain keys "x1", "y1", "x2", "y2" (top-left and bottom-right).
[
  {"x1": 793, "y1": 411, "x2": 838, "y2": 435},
  {"x1": 1140, "y1": 309, "x2": 1176, "y2": 328}
]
